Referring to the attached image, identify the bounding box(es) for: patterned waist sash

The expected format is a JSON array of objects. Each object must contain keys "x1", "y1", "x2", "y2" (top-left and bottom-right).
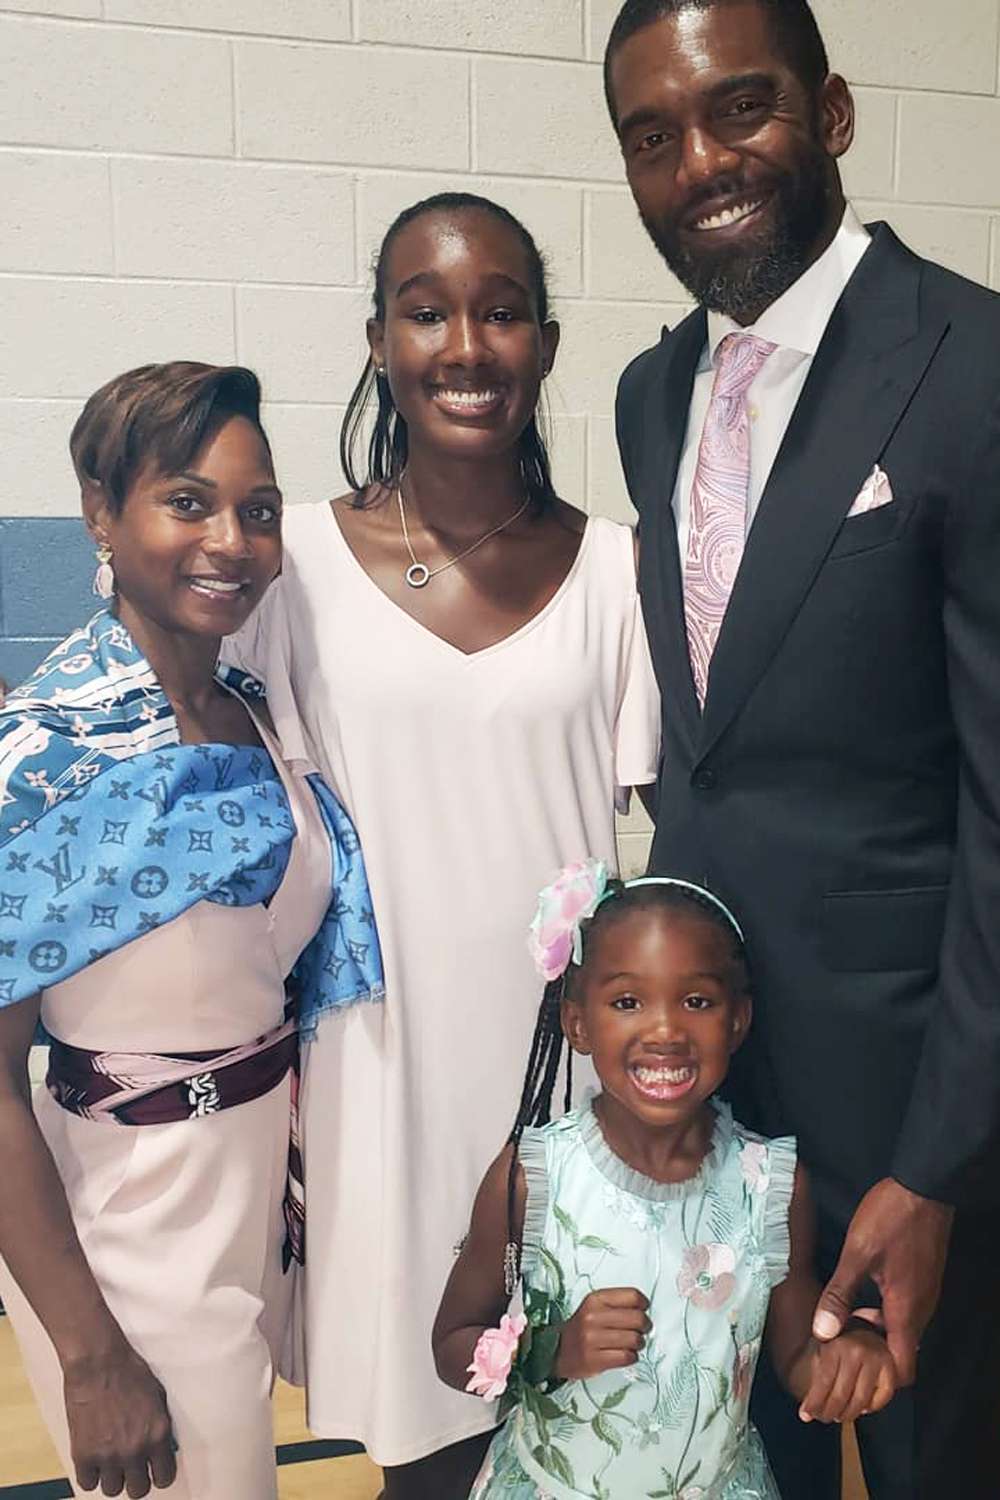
[
  {"x1": 46, "y1": 1015, "x2": 297, "y2": 1126},
  {"x1": 46, "y1": 1006, "x2": 307, "y2": 1267}
]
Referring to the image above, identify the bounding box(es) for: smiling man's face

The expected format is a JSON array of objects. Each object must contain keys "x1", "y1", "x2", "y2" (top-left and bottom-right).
[{"x1": 609, "y1": 1, "x2": 852, "y2": 323}]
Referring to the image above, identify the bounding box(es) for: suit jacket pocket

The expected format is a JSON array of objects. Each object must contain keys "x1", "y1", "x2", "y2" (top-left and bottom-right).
[
  {"x1": 826, "y1": 496, "x2": 912, "y2": 560},
  {"x1": 820, "y1": 885, "x2": 948, "y2": 972}
]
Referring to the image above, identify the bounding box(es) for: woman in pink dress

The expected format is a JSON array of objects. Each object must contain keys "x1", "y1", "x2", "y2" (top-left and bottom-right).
[
  {"x1": 226, "y1": 194, "x2": 660, "y2": 1500},
  {"x1": 0, "y1": 362, "x2": 381, "y2": 1499}
]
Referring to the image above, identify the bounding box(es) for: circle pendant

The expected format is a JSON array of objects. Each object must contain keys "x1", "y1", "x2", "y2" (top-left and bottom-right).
[{"x1": 405, "y1": 562, "x2": 431, "y2": 589}]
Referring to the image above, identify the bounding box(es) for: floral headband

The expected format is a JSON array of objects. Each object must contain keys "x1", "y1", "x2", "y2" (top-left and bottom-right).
[{"x1": 527, "y1": 857, "x2": 745, "y2": 983}]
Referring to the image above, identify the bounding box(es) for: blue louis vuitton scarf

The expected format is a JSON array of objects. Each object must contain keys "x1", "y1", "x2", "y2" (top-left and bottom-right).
[{"x1": 0, "y1": 609, "x2": 383, "y2": 1037}]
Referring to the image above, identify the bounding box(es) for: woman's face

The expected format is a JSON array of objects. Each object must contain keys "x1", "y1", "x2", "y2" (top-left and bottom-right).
[
  {"x1": 370, "y1": 208, "x2": 559, "y2": 465},
  {"x1": 94, "y1": 415, "x2": 282, "y2": 640}
]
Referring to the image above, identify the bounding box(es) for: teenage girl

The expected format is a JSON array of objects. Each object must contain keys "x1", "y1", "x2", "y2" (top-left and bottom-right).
[
  {"x1": 434, "y1": 862, "x2": 897, "y2": 1498},
  {"x1": 223, "y1": 195, "x2": 660, "y2": 1497}
]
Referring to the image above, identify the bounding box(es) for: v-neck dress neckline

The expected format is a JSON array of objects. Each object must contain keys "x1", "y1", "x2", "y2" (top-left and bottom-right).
[{"x1": 322, "y1": 500, "x2": 593, "y2": 662}]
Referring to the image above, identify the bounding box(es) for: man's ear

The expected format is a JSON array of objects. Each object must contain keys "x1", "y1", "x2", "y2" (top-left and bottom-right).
[
  {"x1": 562, "y1": 998, "x2": 592, "y2": 1057},
  {"x1": 821, "y1": 74, "x2": 854, "y2": 160}
]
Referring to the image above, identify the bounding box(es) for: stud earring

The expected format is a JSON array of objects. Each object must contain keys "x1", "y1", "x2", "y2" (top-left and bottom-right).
[{"x1": 92, "y1": 542, "x2": 115, "y2": 600}]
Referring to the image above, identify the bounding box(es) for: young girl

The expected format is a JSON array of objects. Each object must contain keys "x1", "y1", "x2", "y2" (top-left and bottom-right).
[{"x1": 434, "y1": 861, "x2": 896, "y2": 1499}]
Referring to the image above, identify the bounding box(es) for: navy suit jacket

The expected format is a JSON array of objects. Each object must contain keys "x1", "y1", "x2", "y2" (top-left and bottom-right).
[{"x1": 616, "y1": 225, "x2": 1000, "y2": 1226}]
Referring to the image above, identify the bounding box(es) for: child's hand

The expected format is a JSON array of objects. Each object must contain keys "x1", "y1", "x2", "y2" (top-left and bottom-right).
[
  {"x1": 554, "y1": 1288, "x2": 650, "y2": 1380},
  {"x1": 798, "y1": 1325, "x2": 897, "y2": 1424}
]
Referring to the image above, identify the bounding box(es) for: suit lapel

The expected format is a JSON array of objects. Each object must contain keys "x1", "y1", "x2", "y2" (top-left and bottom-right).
[
  {"x1": 698, "y1": 227, "x2": 949, "y2": 762},
  {"x1": 637, "y1": 308, "x2": 706, "y2": 754}
]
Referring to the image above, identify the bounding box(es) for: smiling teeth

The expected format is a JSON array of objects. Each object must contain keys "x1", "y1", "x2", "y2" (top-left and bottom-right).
[
  {"x1": 633, "y1": 1065, "x2": 695, "y2": 1084},
  {"x1": 694, "y1": 200, "x2": 762, "y2": 231},
  {"x1": 190, "y1": 578, "x2": 243, "y2": 594},
  {"x1": 436, "y1": 389, "x2": 501, "y2": 406}
]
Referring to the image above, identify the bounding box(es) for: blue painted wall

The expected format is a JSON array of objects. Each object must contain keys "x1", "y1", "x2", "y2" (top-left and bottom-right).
[{"x1": 0, "y1": 520, "x2": 95, "y2": 688}]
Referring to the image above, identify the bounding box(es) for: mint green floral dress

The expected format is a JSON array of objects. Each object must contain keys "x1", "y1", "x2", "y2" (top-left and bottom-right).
[{"x1": 470, "y1": 1097, "x2": 795, "y2": 1500}]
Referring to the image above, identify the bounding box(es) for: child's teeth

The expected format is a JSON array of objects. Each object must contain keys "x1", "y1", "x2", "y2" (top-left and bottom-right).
[{"x1": 634, "y1": 1065, "x2": 694, "y2": 1083}]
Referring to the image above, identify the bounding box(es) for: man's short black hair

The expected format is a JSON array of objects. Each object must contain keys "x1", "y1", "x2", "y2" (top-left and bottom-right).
[{"x1": 604, "y1": 0, "x2": 831, "y2": 126}]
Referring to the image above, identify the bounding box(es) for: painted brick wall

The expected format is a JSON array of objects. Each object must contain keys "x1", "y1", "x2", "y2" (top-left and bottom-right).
[
  {"x1": 2, "y1": 0, "x2": 999, "y2": 870},
  {"x1": 0, "y1": 518, "x2": 93, "y2": 685}
]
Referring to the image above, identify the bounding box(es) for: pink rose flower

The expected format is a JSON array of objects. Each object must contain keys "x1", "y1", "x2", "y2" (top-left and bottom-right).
[
  {"x1": 739, "y1": 1140, "x2": 769, "y2": 1194},
  {"x1": 677, "y1": 1243, "x2": 737, "y2": 1310},
  {"x1": 465, "y1": 1312, "x2": 527, "y2": 1401},
  {"x1": 528, "y1": 859, "x2": 609, "y2": 981}
]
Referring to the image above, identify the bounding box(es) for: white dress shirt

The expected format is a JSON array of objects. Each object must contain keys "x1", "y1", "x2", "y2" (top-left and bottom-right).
[{"x1": 672, "y1": 206, "x2": 872, "y2": 563}]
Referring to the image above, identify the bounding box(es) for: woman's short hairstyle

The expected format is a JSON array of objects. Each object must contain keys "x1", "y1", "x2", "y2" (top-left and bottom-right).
[{"x1": 69, "y1": 361, "x2": 270, "y2": 514}]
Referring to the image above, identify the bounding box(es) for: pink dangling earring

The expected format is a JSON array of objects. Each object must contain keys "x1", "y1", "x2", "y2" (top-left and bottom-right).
[{"x1": 93, "y1": 542, "x2": 115, "y2": 599}]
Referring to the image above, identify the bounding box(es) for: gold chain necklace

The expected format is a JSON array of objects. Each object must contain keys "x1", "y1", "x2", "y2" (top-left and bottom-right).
[{"x1": 396, "y1": 480, "x2": 530, "y2": 589}]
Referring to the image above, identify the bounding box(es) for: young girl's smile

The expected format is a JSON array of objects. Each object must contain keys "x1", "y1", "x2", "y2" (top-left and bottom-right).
[{"x1": 564, "y1": 905, "x2": 750, "y2": 1160}]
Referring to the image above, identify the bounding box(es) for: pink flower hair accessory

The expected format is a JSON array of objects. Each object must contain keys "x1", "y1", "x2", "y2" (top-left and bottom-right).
[
  {"x1": 465, "y1": 1311, "x2": 528, "y2": 1401},
  {"x1": 527, "y1": 858, "x2": 610, "y2": 982}
]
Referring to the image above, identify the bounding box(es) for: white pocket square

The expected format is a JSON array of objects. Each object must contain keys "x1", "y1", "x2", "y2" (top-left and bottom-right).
[{"x1": 847, "y1": 464, "x2": 894, "y2": 518}]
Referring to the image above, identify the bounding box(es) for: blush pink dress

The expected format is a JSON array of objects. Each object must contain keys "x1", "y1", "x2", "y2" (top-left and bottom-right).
[
  {"x1": 0, "y1": 718, "x2": 331, "y2": 1499},
  {"x1": 225, "y1": 505, "x2": 660, "y2": 1466}
]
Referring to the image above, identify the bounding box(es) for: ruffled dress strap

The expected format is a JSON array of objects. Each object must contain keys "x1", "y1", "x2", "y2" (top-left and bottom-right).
[
  {"x1": 515, "y1": 1126, "x2": 550, "y2": 1284},
  {"x1": 761, "y1": 1134, "x2": 797, "y2": 1287}
]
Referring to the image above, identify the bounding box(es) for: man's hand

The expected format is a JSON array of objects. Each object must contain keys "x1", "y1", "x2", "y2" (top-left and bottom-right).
[
  {"x1": 553, "y1": 1288, "x2": 650, "y2": 1380},
  {"x1": 812, "y1": 1177, "x2": 953, "y2": 1385},
  {"x1": 798, "y1": 1326, "x2": 897, "y2": 1424}
]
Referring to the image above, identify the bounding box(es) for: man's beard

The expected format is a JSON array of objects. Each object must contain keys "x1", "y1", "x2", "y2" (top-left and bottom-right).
[{"x1": 642, "y1": 148, "x2": 832, "y2": 324}]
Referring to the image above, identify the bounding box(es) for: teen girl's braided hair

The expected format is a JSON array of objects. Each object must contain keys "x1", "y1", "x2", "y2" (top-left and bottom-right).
[{"x1": 503, "y1": 876, "x2": 748, "y2": 1292}]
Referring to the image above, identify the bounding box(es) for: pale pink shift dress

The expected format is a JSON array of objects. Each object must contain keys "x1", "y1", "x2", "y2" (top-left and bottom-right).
[
  {"x1": 0, "y1": 719, "x2": 331, "y2": 1498},
  {"x1": 225, "y1": 506, "x2": 660, "y2": 1465}
]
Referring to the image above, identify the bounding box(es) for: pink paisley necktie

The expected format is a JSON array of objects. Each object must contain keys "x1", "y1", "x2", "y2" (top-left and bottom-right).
[{"x1": 684, "y1": 331, "x2": 775, "y2": 707}]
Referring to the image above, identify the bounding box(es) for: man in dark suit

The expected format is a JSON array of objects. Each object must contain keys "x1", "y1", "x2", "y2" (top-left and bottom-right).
[{"x1": 606, "y1": 1, "x2": 1000, "y2": 1495}]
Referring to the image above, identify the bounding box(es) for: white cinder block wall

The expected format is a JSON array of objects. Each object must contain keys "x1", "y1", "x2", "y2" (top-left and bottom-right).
[{"x1": 2, "y1": 0, "x2": 999, "y2": 873}]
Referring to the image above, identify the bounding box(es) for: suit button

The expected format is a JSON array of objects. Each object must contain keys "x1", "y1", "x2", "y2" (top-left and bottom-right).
[{"x1": 693, "y1": 768, "x2": 717, "y2": 791}]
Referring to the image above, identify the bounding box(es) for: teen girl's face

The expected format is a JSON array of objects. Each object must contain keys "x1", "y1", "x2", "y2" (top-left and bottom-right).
[
  {"x1": 92, "y1": 415, "x2": 282, "y2": 641},
  {"x1": 369, "y1": 209, "x2": 559, "y2": 464},
  {"x1": 564, "y1": 906, "x2": 750, "y2": 1130}
]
